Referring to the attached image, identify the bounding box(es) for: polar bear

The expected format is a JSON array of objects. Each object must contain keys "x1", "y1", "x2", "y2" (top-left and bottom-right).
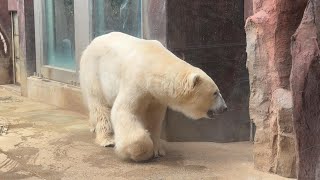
[{"x1": 80, "y1": 32, "x2": 227, "y2": 162}]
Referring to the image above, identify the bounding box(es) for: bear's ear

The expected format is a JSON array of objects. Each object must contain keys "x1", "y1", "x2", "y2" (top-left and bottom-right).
[{"x1": 188, "y1": 73, "x2": 201, "y2": 89}]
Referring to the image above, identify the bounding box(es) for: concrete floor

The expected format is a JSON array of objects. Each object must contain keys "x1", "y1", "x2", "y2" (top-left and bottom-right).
[{"x1": 0, "y1": 87, "x2": 292, "y2": 180}]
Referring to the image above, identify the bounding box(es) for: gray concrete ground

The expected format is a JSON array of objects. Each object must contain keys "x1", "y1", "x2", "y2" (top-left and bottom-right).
[{"x1": 0, "y1": 87, "x2": 292, "y2": 180}]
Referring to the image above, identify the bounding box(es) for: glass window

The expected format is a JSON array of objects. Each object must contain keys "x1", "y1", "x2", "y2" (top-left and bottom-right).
[
  {"x1": 165, "y1": 0, "x2": 250, "y2": 142},
  {"x1": 43, "y1": 0, "x2": 75, "y2": 70},
  {"x1": 92, "y1": 0, "x2": 142, "y2": 38}
]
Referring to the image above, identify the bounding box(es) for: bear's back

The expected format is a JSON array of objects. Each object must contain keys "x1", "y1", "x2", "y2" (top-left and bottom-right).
[{"x1": 89, "y1": 32, "x2": 172, "y2": 64}]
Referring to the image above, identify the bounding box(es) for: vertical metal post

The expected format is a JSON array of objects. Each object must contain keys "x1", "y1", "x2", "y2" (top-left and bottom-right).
[
  {"x1": 10, "y1": 12, "x2": 15, "y2": 84},
  {"x1": 139, "y1": 0, "x2": 143, "y2": 38},
  {"x1": 95, "y1": 0, "x2": 105, "y2": 37},
  {"x1": 8, "y1": 0, "x2": 18, "y2": 84},
  {"x1": 74, "y1": 0, "x2": 91, "y2": 84},
  {"x1": 45, "y1": 0, "x2": 55, "y2": 64}
]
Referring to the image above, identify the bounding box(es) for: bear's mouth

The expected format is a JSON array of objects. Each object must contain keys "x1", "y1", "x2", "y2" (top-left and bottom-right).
[
  {"x1": 207, "y1": 107, "x2": 227, "y2": 119},
  {"x1": 206, "y1": 110, "x2": 215, "y2": 119}
]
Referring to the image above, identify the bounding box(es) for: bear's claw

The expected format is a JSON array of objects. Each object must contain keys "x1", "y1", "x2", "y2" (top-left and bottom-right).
[
  {"x1": 153, "y1": 141, "x2": 166, "y2": 158},
  {"x1": 154, "y1": 148, "x2": 166, "y2": 158},
  {"x1": 95, "y1": 133, "x2": 115, "y2": 147},
  {"x1": 98, "y1": 138, "x2": 115, "y2": 147}
]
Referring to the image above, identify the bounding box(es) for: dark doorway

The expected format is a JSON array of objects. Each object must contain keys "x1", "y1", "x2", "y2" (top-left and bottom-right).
[{"x1": 165, "y1": 0, "x2": 250, "y2": 142}]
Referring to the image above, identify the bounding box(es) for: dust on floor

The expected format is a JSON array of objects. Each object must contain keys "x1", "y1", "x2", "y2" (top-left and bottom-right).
[{"x1": 0, "y1": 87, "x2": 292, "y2": 180}]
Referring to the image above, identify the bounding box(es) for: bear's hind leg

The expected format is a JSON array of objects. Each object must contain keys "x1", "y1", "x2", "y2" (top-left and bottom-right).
[
  {"x1": 86, "y1": 87, "x2": 115, "y2": 147},
  {"x1": 90, "y1": 103, "x2": 115, "y2": 147},
  {"x1": 80, "y1": 54, "x2": 114, "y2": 147}
]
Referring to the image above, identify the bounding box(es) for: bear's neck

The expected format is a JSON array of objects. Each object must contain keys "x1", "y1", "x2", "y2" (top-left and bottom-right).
[{"x1": 145, "y1": 61, "x2": 192, "y2": 106}]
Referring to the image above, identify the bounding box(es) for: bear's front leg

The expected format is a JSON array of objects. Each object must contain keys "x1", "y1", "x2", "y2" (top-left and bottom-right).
[
  {"x1": 145, "y1": 103, "x2": 167, "y2": 158},
  {"x1": 111, "y1": 100, "x2": 154, "y2": 162},
  {"x1": 152, "y1": 136, "x2": 166, "y2": 158}
]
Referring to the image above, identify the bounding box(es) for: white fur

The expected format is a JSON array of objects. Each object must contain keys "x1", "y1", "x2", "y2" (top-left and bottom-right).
[{"x1": 80, "y1": 32, "x2": 226, "y2": 162}]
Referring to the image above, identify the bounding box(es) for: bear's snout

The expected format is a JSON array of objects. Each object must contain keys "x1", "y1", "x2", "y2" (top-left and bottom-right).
[
  {"x1": 207, "y1": 93, "x2": 228, "y2": 118},
  {"x1": 218, "y1": 106, "x2": 228, "y2": 113},
  {"x1": 223, "y1": 106, "x2": 228, "y2": 112},
  {"x1": 207, "y1": 105, "x2": 227, "y2": 118}
]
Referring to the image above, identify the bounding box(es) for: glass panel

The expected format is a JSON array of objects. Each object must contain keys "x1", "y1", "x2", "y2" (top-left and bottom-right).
[
  {"x1": 43, "y1": 0, "x2": 75, "y2": 70},
  {"x1": 142, "y1": 0, "x2": 167, "y2": 45},
  {"x1": 164, "y1": 0, "x2": 250, "y2": 142},
  {"x1": 92, "y1": 0, "x2": 142, "y2": 38}
]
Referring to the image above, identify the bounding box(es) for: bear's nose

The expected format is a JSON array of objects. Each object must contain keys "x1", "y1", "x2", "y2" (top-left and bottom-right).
[{"x1": 222, "y1": 107, "x2": 228, "y2": 112}]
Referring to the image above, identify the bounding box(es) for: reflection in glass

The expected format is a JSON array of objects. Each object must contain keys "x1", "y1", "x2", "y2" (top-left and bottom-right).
[
  {"x1": 92, "y1": 0, "x2": 142, "y2": 38},
  {"x1": 44, "y1": 0, "x2": 75, "y2": 70}
]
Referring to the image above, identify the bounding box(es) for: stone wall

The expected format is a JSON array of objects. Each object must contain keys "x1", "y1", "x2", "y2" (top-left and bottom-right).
[
  {"x1": 291, "y1": 1, "x2": 320, "y2": 179},
  {"x1": 27, "y1": 77, "x2": 87, "y2": 114},
  {"x1": 245, "y1": 0, "x2": 307, "y2": 178}
]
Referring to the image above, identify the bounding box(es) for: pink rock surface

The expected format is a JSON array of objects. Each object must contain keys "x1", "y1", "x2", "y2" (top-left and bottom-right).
[
  {"x1": 290, "y1": 1, "x2": 320, "y2": 179},
  {"x1": 245, "y1": 0, "x2": 307, "y2": 177}
]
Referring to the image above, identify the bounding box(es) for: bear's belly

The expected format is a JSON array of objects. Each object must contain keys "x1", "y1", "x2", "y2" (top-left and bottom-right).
[{"x1": 100, "y1": 71, "x2": 120, "y2": 107}]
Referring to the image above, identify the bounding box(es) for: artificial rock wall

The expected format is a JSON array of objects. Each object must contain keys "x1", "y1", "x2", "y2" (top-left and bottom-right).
[
  {"x1": 0, "y1": 0, "x2": 12, "y2": 84},
  {"x1": 245, "y1": 0, "x2": 307, "y2": 178},
  {"x1": 291, "y1": 1, "x2": 320, "y2": 179}
]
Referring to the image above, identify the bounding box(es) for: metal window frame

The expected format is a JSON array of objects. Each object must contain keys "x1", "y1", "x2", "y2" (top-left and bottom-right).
[
  {"x1": 34, "y1": 0, "x2": 166, "y2": 84},
  {"x1": 34, "y1": 0, "x2": 91, "y2": 84}
]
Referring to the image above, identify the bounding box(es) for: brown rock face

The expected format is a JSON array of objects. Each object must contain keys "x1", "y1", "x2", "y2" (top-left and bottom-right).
[
  {"x1": 291, "y1": 1, "x2": 320, "y2": 179},
  {"x1": 0, "y1": 0, "x2": 12, "y2": 84},
  {"x1": 245, "y1": 0, "x2": 307, "y2": 177},
  {"x1": 0, "y1": 25, "x2": 11, "y2": 84}
]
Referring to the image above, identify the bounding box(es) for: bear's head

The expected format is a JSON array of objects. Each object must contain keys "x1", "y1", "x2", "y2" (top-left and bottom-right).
[{"x1": 170, "y1": 69, "x2": 228, "y2": 120}]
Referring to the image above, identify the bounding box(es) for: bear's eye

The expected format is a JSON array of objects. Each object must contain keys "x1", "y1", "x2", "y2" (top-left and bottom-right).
[{"x1": 213, "y1": 91, "x2": 218, "y2": 96}]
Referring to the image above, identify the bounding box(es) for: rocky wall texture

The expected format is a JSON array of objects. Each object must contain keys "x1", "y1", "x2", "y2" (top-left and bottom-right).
[
  {"x1": 0, "y1": 25, "x2": 11, "y2": 84},
  {"x1": 0, "y1": 0, "x2": 12, "y2": 84},
  {"x1": 290, "y1": 1, "x2": 320, "y2": 179},
  {"x1": 245, "y1": 0, "x2": 307, "y2": 178}
]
